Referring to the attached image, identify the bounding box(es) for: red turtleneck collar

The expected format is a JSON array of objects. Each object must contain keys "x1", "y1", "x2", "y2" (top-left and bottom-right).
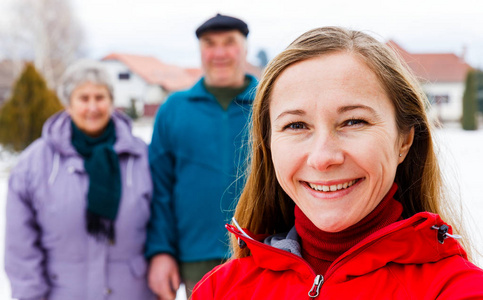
[{"x1": 295, "y1": 183, "x2": 402, "y2": 276}]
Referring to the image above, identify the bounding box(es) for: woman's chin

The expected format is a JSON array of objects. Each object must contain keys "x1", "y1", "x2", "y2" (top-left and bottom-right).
[{"x1": 310, "y1": 215, "x2": 351, "y2": 233}]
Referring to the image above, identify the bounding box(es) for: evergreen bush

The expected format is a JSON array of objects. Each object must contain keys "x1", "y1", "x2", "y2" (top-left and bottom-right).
[
  {"x1": 476, "y1": 70, "x2": 483, "y2": 114},
  {"x1": 0, "y1": 63, "x2": 63, "y2": 151},
  {"x1": 462, "y1": 69, "x2": 478, "y2": 131}
]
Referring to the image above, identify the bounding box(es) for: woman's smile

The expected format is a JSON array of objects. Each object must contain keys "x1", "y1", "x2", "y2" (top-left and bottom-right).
[
  {"x1": 306, "y1": 178, "x2": 360, "y2": 192},
  {"x1": 301, "y1": 178, "x2": 364, "y2": 201}
]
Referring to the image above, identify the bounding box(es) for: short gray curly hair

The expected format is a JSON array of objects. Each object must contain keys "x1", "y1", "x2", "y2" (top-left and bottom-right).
[{"x1": 57, "y1": 59, "x2": 114, "y2": 105}]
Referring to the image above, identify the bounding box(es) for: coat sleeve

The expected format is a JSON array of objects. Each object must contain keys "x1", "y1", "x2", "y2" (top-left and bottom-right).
[
  {"x1": 145, "y1": 103, "x2": 178, "y2": 259},
  {"x1": 4, "y1": 158, "x2": 49, "y2": 300},
  {"x1": 434, "y1": 258, "x2": 483, "y2": 299}
]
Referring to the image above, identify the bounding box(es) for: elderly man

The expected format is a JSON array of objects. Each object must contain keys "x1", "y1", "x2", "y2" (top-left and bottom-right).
[{"x1": 146, "y1": 14, "x2": 258, "y2": 299}]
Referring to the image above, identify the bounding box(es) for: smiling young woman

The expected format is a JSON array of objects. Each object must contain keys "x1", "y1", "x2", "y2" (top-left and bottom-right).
[
  {"x1": 269, "y1": 52, "x2": 414, "y2": 233},
  {"x1": 190, "y1": 27, "x2": 483, "y2": 299}
]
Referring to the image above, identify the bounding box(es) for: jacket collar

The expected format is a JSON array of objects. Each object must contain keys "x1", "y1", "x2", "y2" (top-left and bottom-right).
[
  {"x1": 187, "y1": 74, "x2": 258, "y2": 104},
  {"x1": 228, "y1": 212, "x2": 467, "y2": 281},
  {"x1": 111, "y1": 110, "x2": 144, "y2": 156},
  {"x1": 42, "y1": 110, "x2": 143, "y2": 157}
]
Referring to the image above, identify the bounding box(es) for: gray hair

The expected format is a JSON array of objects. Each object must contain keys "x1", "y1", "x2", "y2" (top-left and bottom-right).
[{"x1": 57, "y1": 59, "x2": 114, "y2": 105}]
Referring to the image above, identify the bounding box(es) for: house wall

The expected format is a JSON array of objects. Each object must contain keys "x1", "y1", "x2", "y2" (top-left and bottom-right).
[
  {"x1": 422, "y1": 81, "x2": 464, "y2": 122},
  {"x1": 102, "y1": 60, "x2": 164, "y2": 114},
  {"x1": 143, "y1": 87, "x2": 170, "y2": 117},
  {"x1": 145, "y1": 85, "x2": 167, "y2": 104}
]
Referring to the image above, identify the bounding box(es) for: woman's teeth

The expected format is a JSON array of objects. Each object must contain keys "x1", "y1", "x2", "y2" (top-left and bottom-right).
[{"x1": 308, "y1": 179, "x2": 357, "y2": 192}]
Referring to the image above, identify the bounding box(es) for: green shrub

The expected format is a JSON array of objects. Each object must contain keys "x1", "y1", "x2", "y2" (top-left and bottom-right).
[
  {"x1": 0, "y1": 63, "x2": 63, "y2": 151},
  {"x1": 462, "y1": 69, "x2": 478, "y2": 131}
]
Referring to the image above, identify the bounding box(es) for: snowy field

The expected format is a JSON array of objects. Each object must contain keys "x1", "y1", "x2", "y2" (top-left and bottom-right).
[{"x1": 1, "y1": 120, "x2": 483, "y2": 299}]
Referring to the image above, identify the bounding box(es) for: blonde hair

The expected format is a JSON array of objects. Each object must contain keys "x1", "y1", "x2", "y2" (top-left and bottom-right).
[{"x1": 232, "y1": 26, "x2": 472, "y2": 260}]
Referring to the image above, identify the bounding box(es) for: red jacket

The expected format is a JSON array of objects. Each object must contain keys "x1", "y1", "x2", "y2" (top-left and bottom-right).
[{"x1": 192, "y1": 212, "x2": 483, "y2": 299}]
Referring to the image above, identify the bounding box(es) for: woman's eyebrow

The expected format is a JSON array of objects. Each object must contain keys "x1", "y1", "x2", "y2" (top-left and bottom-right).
[
  {"x1": 337, "y1": 105, "x2": 377, "y2": 115},
  {"x1": 275, "y1": 105, "x2": 379, "y2": 121},
  {"x1": 275, "y1": 109, "x2": 306, "y2": 121}
]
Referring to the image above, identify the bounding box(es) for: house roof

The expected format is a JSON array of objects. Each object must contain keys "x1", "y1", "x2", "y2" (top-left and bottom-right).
[
  {"x1": 245, "y1": 62, "x2": 262, "y2": 79},
  {"x1": 387, "y1": 40, "x2": 472, "y2": 83},
  {"x1": 102, "y1": 53, "x2": 200, "y2": 92},
  {"x1": 185, "y1": 67, "x2": 203, "y2": 79}
]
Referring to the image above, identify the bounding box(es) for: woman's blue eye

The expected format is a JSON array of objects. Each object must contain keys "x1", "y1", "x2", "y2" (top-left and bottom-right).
[
  {"x1": 346, "y1": 119, "x2": 366, "y2": 126},
  {"x1": 288, "y1": 122, "x2": 306, "y2": 129}
]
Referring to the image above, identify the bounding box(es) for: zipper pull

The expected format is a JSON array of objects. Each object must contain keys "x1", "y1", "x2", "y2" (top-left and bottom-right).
[
  {"x1": 431, "y1": 225, "x2": 462, "y2": 244},
  {"x1": 308, "y1": 274, "x2": 324, "y2": 298}
]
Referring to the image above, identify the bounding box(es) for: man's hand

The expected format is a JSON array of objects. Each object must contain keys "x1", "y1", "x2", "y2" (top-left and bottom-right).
[{"x1": 148, "y1": 254, "x2": 181, "y2": 300}]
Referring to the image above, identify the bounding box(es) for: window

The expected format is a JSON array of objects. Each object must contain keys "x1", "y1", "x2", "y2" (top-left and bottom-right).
[
  {"x1": 118, "y1": 72, "x2": 130, "y2": 80},
  {"x1": 427, "y1": 94, "x2": 450, "y2": 104}
]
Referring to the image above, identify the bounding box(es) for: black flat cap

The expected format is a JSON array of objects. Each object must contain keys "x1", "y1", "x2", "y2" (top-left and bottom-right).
[{"x1": 196, "y1": 13, "x2": 249, "y2": 38}]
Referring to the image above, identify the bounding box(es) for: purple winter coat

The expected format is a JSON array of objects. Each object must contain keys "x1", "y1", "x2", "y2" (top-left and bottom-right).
[{"x1": 5, "y1": 111, "x2": 155, "y2": 300}]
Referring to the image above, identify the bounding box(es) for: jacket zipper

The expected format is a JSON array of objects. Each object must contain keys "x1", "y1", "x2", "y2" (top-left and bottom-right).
[{"x1": 308, "y1": 274, "x2": 324, "y2": 298}]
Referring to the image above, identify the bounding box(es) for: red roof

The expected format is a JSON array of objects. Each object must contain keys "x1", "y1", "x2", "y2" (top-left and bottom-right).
[
  {"x1": 245, "y1": 62, "x2": 262, "y2": 79},
  {"x1": 387, "y1": 40, "x2": 472, "y2": 83},
  {"x1": 102, "y1": 53, "x2": 200, "y2": 92},
  {"x1": 185, "y1": 67, "x2": 203, "y2": 79}
]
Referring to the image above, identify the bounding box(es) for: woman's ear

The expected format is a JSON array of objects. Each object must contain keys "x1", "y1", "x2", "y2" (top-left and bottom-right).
[{"x1": 398, "y1": 127, "x2": 414, "y2": 164}]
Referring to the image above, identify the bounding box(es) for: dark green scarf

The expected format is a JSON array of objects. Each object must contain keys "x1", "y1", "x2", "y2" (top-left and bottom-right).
[{"x1": 71, "y1": 120, "x2": 121, "y2": 243}]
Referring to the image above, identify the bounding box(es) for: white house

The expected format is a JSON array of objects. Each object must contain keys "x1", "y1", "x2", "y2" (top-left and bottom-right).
[
  {"x1": 101, "y1": 53, "x2": 201, "y2": 116},
  {"x1": 388, "y1": 41, "x2": 472, "y2": 123}
]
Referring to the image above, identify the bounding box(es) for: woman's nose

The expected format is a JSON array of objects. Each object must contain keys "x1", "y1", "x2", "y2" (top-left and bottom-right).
[
  {"x1": 87, "y1": 99, "x2": 98, "y2": 112},
  {"x1": 306, "y1": 132, "x2": 344, "y2": 171}
]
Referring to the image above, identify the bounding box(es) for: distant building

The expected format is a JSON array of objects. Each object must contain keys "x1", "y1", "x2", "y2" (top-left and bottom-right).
[
  {"x1": 102, "y1": 53, "x2": 262, "y2": 117},
  {"x1": 101, "y1": 53, "x2": 201, "y2": 117},
  {"x1": 388, "y1": 41, "x2": 472, "y2": 122}
]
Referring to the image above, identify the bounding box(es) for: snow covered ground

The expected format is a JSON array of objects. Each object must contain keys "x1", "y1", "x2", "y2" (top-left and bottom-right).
[{"x1": 1, "y1": 120, "x2": 483, "y2": 299}]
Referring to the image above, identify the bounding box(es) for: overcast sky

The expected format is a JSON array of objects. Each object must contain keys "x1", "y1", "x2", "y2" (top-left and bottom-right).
[{"x1": 1, "y1": 0, "x2": 483, "y2": 68}]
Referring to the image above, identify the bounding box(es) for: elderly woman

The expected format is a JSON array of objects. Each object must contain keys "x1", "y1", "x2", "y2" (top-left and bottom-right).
[
  {"x1": 191, "y1": 27, "x2": 483, "y2": 299},
  {"x1": 5, "y1": 60, "x2": 155, "y2": 300}
]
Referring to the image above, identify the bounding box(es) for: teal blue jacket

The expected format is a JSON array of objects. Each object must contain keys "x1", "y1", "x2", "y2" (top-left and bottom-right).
[{"x1": 146, "y1": 75, "x2": 258, "y2": 262}]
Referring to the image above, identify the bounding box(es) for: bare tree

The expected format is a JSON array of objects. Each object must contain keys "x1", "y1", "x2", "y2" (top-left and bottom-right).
[{"x1": 4, "y1": 0, "x2": 84, "y2": 89}]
